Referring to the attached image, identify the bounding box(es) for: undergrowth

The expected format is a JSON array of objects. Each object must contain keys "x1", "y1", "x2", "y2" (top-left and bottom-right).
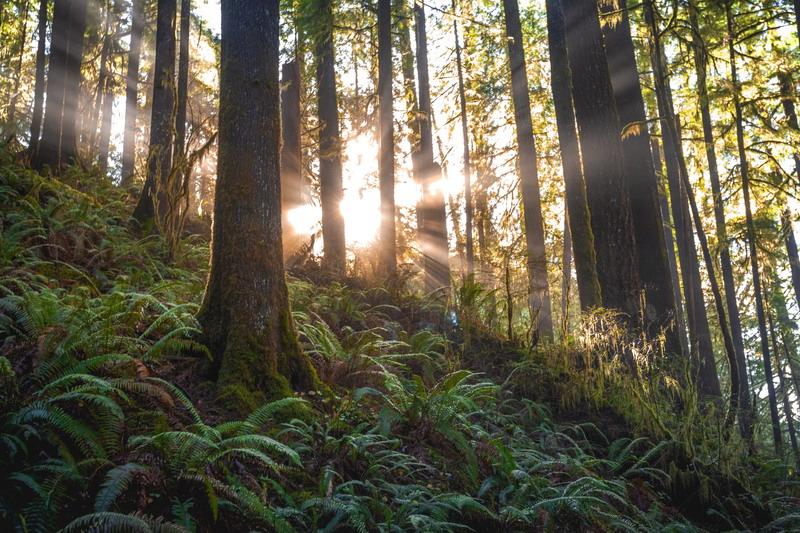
[{"x1": 1, "y1": 152, "x2": 799, "y2": 531}]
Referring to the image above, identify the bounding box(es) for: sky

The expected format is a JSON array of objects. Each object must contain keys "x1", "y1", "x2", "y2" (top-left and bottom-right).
[{"x1": 195, "y1": 1, "x2": 221, "y2": 37}]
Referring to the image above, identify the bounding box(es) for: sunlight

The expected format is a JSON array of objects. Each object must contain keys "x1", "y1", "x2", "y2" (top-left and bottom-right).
[
  {"x1": 287, "y1": 205, "x2": 320, "y2": 235},
  {"x1": 341, "y1": 190, "x2": 380, "y2": 246}
]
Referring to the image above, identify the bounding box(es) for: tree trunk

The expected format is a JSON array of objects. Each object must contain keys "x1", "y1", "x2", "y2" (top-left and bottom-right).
[
  {"x1": 689, "y1": 6, "x2": 752, "y2": 433},
  {"x1": 651, "y1": 138, "x2": 690, "y2": 357},
  {"x1": 281, "y1": 60, "x2": 303, "y2": 260},
  {"x1": 544, "y1": 0, "x2": 600, "y2": 311},
  {"x1": 563, "y1": 0, "x2": 642, "y2": 325},
  {"x1": 198, "y1": 0, "x2": 316, "y2": 408},
  {"x1": 725, "y1": 1, "x2": 782, "y2": 454},
  {"x1": 133, "y1": 0, "x2": 176, "y2": 226},
  {"x1": 452, "y1": 0, "x2": 473, "y2": 276},
  {"x1": 768, "y1": 308, "x2": 799, "y2": 464},
  {"x1": 120, "y1": 0, "x2": 143, "y2": 185},
  {"x1": 28, "y1": 0, "x2": 49, "y2": 152},
  {"x1": 415, "y1": 1, "x2": 449, "y2": 292},
  {"x1": 502, "y1": 0, "x2": 552, "y2": 341},
  {"x1": 34, "y1": 0, "x2": 89, "y2": 170},
  {"x1": 88, "y1": 3, "x2": 112, "y2": 155},
  {"x1": 6, "y1": 0, "x2": 31, "y2": 131},
  {"x1": 315, "y1": 0, "x2": 346, "y2": 275},
  {"x1": 97, "y1": 76, "x2": 114, "y2": 172},
  {"x1": 378, "y1": 0, "x2": 396, "y2": 276},
  {"x1": 561, "y1": 213, "x2": 572, "y2": 338},
  {"x1": 644, "y1": 0, "x2": 720, "y2": 398},
  {"x1": 600, "y1": 0, "x2": 679, "y2": 354},
  {"x1": 174, "y1": 0, "x2": 190, "y2": 162}
]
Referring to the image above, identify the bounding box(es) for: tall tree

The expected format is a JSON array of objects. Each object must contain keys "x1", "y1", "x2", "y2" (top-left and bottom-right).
[
  {"x1": 6, "y1": 0, "x2": 31, "y2": 131},
  {"x1": 563, "y1": 0, "x2": 642, "y2": 324},
  {"x1": 544, "y1": 0, "x2": 601, "y2": 311},
  {"x1": 452, "y1": 0, "x2": 473, "y2": 276},
  {"x1": 314, "y1": 0, "x2": 346, "y2": 274},
  {"x1": 600, "y1": 0, "x2": 680, "y2": 355},
  {"x1": 198, "y1": 0, "x2": 316, "y2": 404},
  {"x1": 121, "y1": 0, "x2": 144, "y2": 185},
  {"x1": 502, "y1": 0, "x2": 552, "y2": 341},
  {"x1": 378, "y1": 0, "x2": 396, "y2": 276},
  {"x1": 33, "y1": 0, "x2": 89, "y2": 170},
  {"x1": 414, "y1": 0, "x2": 450, "y2": 292},
  {"x1": 174, "y1": 0, "x2": 190, "y2": 165},
  {"x1": 725, "y1": 0, "x2": 782, "y2": 453},
  {"x1": 281, "y1": 60, "x2": 303, "y2": 260},
  {"x1": 133, "y1": 0, "x2": 177, "y2": 225},
  {"x1": 27, "y1": 0, "x2": 49, "y2": 152}
]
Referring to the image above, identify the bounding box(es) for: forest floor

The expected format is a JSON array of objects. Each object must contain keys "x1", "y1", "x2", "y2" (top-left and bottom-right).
[{"x1": 1, "y1": 151, "x2": 799, "y2": 531}]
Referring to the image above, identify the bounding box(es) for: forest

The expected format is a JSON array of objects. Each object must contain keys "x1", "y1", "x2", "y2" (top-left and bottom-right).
[{"x1": 1, "y1": 0, "x2": 800, "y2": 530}]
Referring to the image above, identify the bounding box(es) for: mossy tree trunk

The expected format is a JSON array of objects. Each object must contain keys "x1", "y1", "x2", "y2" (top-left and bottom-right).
[{"x1": 198, "y1": 0, "x2": 316, "y2": 409}]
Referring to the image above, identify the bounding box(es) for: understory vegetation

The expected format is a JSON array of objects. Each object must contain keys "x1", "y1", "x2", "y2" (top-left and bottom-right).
[{"x1": 1, "y1": 154, "x2": 799, "y2": 531}]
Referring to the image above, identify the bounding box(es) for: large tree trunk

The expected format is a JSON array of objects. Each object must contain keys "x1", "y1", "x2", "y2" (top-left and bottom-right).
[
  {"x1": 689, "y1": 6, "x2": 752, "y2": 433},
  {"x1": 28, "y1": 0, "x2": 49, "y2": 152},
  {"x1": 133, "y1": 0, "x2": 176, "y2": 226},
  {"x1": 315, "y1": 0, "x2": 346, "y2": 275},
  {"x1": 644, "y1": 0, "x2": 720, "y2": 398},
  {"x1": 120, "y1": 0, "x2": 143, "y2": 185},
  {"x1": 281, "y1": 60, "x2": 303, "y2": 260},
  {"x1": 600, "y1": 0, "x2": 680, "y2": 354},
  {"x1": 452, "y1": 0, "x2": 473, "y2": 276},
  {"x1": 725, "y1": 1, "x2": 782, "y2": 454},
  {"x1": 6, "y1": 0, "x2": 31, "y2": 131},
  {"x1": 174, "y1": 0, "x2": 190, "y2": 163},
  {"x1": 544, "y1": 0, "x2": 600, "y2": 311},
  {"x1": 502, "y1": 0, "x2": 552, "y2": 341},
  {"x1": 562, "y1": 0, "x2": 642, "y2": 325},
  {"x1": 34, "y1": 0, "x2": 89, "y2": 170},
  {"x1": 415, "y1": 1, "x2": 449, "y2": 292},
  {"x1": 198, "y1": 0, "x2": 316, "y2": 408},
  {"x1": 378, "y1": 0, "x2": 396, "y2": 276}
]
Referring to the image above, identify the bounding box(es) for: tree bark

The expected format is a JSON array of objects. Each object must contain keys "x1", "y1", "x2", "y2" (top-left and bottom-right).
[
  {"x1": 378, "y1": 0, "x2": 396, "y2": 276},
  {"x1": 198, "y1": 0, "x2": 316, "y2": 407},
  {"x1": 563, "y1": 0, "x2": 642, "y2": 325},
  {"x1": 133, "y1": 0, "x2": 176, "y2": 226},
  {"x1": 34, "y1": 0, "x2": 89, "y2": 170},
  {"x1": 600, "y1": 0, "x2": 679, "y2": 354},
  {"x1": 502, "y1": 0, "x2": 552, "y2": 341},
  {"x1": 28, "y1": 0, "x2": 49, "y2": 152},
  {"x1": 689, "y1": 6, "x2": 752, "y2": 433},
  {"x1": 452, "y1": 0, "x2": 473, "y2": 276},
  {"x1": 725, "y1": 1, "x2": 782, "y2": 454},
  {"x1": 120, "y1": 0, "x2": 144, "y2": 185},
  {"x1": 415, "y1": 1, "x2": 449, "y2": 292},
  {"x1": 544, "y1": 0, "x2": 601, "y2": 311},
  {"x1": 315, "y1": 0, "x2": 346, "y2": 275}
]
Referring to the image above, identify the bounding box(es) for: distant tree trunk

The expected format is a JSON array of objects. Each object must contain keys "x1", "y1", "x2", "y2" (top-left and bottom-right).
[
  {"x1": 544, "y1": 0, "x2": 600, "y2": 311},
  {"x1": 281, "y1": 60, "x2": 303, "y2": 260},
  {"x1": 6, "y1": 0, "x2": 31, "y2": 131},
  {"x1": 133, "y1": 0, "x2": 176, "y2": 226},
  {"x1": 689, "y1": 7, "x2": 752, "y2": 432},
  {"x1": 644, "y1": 0, "x2": 720, "y2": 398},
  {"x1": 198, "y1": 0, "x2": 316, "y2": 406},
  {"x1": 563, "y1": 0, "x2": 642, "y2": 325},
  {"x1": 174, "y1": 0, "x2": 190, "y2": 162},
  {"x1": 600, "y1": 0, "x2": 679, "y2": 354},
  {"x1": 34, "y1": 0, "x2": 89, "y2": 170},
  {"x1": 88, "y1": 4, "x2": 113, "y2": 154},
  {"x1": 378, "y1": 0, "x2": 396, "y2": 276},
  {"x1": 502, "y1": 0, "x2": 552, "y2": 341},
  {"x1": 650, "y1": 139, "x2": 690, "y2": 357},
  {"x1": 97, "y1": 77, "x2": 114, "y2": 172},
  {"x1": 768, "y1": 308, "x2": 800, "y2": 464},
  {"x1": 315, "y1": 0, "x2": 345, "y2": 274},
  {"x1": 725, "y1": 1, "x2": 782, "y2": 454},
  {"x1": 120, "y1": 0, "x2": 143, "y2": 185},
  {"x1": 415, "y1": 1, "x2": 449, "y2": 291},
  {"x1": 28, "y1": 0, "x2": 49, "y2": 152},
  {"x1": 561, "y1": 214, "x2": 572, "y2": 337},
  {"x1": 453, "y1": 0, "x2": 473, "y2": 276}
]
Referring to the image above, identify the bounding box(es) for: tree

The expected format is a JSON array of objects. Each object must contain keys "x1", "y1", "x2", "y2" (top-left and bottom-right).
[
  {"x1": 174, "y1": 0, "x2": 191, "y2": 168},
  {"x1": 600, "y1": 0, "x2": 680, "y2": 354},
  {"x1": 378, "y1": 0, "x2": 396, "y2": 276},
  {"x1": 314, "y1": 0, "x2": 346, "y2": 274},
  {"x1": 452, "y1": 0, "x2": 473, "y2": 276},
  {"x1": 281, "y1": 60, "x2": 303, "y2": 260},
  {"x1": 132, "y1": 0, "x2": 177, "y2": 226},
  {"x1": 198, "y1": 0, "x2": 316, "y2": 406},
  {"x1": 121, "y1": 0, "x2": 144, "y2": 185},
  {"x1": 33, "y1": 0, "x2": 89, "y2": 170},
  {"x1": 563, "y1": 0, "x2": 642, "y2": 325},
  {"x1": 544, "y1": 0, "x2": 601, "y2": 311},
  {"x1": 502, "y1": 0, "x2": 552, "y2": 341},
  {"x1": 27, "y1": 0, "x2": 49, "y2": 152},
  {"x1": 414, "y1": 0, "x2": 449, "y2": 292}
]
